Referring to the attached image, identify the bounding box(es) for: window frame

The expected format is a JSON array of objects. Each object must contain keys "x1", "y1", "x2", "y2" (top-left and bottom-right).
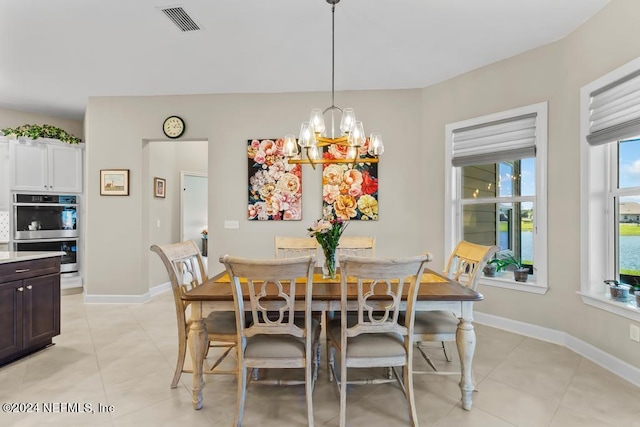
[
  {"x1": 445, "y1": 102, "x2": 548, "y2": 294},
  {"x1": 580, "y1": 56, "x2": 640, "y2": 322}
]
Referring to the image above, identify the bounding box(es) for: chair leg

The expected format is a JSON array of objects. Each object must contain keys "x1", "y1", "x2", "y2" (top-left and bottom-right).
[
  {"x1": 339, "y1": 357, "x2": 347, "y2": 427},
  {"x1": 306, "y1": 353, "x2": 315, "y2": 427},
  {"x1": 416, "y1": 343, "x2": 439, "y2": 372},
  {"x1": 171, "y1": 337, "x2": 187, "y2": 388},
  {"x1": 442, "y1": 341, "x2": 451, "y2": 362},
  {"x1": 404, "y1": 360, "x2": 418, "y2": 427},
  {"x1": 235, "y1": 366, "x2": 248, "y2": 427}
]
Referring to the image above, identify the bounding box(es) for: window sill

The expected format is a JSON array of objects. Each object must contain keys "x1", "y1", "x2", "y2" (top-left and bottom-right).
[
  {"x1": 479, "y1": 274, "x2": 548, "y2": 294},
  {"x1": 579, "y1": 291, "x2": 640, "y2": 322}
]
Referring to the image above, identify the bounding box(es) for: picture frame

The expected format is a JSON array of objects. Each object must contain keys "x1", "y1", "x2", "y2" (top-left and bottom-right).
[
  {"x1": 100, "y1": 169, "x2": 130, "y2": 196},
  {"x1": 154, "y1": 177, "x2": 166, "y2": 198}
]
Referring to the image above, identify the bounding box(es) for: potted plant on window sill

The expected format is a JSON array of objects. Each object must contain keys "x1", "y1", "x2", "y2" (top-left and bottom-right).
[{"x1": 488, "y1": 254, "x2": 530, "y2": 282}]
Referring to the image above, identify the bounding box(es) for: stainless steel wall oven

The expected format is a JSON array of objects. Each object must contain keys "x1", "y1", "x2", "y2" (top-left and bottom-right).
[{"x1": 13, "y1": 194, "x2": 79, "y2": 273}]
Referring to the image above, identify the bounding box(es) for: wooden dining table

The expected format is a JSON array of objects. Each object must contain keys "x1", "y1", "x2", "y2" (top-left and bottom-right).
[{"x1": 181, "y1": 267, "x2": 483, "y2": 411}]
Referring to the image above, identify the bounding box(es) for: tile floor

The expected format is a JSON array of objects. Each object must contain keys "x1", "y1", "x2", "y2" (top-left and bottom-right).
[{"x1": 1, "y1": 291, "x2": 640, "y2": 426}]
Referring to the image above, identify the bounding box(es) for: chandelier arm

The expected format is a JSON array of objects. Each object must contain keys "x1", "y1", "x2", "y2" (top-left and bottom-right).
[{"x1": 331, "y1": 1, "x2": 336, "y2": 110}]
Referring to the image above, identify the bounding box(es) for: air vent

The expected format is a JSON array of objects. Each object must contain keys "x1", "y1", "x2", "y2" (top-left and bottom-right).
[{"x1": 160, "y1": 6, "x2": 200, "y2": 32}]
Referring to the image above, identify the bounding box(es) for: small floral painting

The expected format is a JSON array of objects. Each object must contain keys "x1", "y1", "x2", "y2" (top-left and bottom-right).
[
  {"x1": 248, "y1": 138, "x2": 302, "y2": 221},
  {"x1": 322, "y1": 140, "x2": 379, "y2": 221}
]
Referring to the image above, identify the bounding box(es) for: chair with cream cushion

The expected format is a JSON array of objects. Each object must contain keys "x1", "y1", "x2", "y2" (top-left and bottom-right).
[
  {"x1": 275, "y1": 236, "x2": 318, "y2": 259},
  {"x1": 336, "y1": 236, "x2": 375, "y2": 258},
  {"x1": 150, "y1": 241, "x2": 237, "y2": 388},
  {"x1": 327, "y1": 254, "x2": 430, "y2": 427},
  {"x1": 219, "y1": 254, "x2": 319, "y2": 427},
  {"x1": 412, "y1": 240, "x2": 498, "y2": 373}
]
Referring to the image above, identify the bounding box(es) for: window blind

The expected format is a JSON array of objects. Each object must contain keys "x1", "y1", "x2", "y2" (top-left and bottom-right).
[
  {"x1": 451, "y1": 113, "x2": 537, "y2": 167},
  {"x1": 587, "y1": 69, "x2": 640, "y2": 146}
]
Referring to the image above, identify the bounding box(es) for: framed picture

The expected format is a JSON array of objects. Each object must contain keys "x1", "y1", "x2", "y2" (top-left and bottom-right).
[
  {"x1": 154, "y1": 177, "x2": 166, "y2": 198},
  {"x1": 100, "y1": 169, "x2": 130, "y2": 196}
]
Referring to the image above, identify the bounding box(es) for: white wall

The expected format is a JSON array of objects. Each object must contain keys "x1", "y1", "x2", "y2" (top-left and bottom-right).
[{"x1": 0, "y1": 107, "x2": 83, "y2": 140}]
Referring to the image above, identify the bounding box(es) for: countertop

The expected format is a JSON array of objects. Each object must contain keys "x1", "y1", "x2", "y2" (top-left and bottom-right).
[{"x1": 0, "y1": 251, "x2": 66, "y2": 265}]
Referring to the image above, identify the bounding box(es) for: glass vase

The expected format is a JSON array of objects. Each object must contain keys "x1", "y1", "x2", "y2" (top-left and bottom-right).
[{"x1": 322, "y1": 248, "x2": 337, "y2": 279}]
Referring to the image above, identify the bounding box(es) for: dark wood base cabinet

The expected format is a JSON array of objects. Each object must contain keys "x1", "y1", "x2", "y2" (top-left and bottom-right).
[{"x1": 0, "y1": 257, "x2": 61, "y2": 366}]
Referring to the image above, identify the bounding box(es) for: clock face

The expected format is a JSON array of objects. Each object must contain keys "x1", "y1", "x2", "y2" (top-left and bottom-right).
[{"x1": 163, "y1": 116, "x2": 185, "y2": 139}]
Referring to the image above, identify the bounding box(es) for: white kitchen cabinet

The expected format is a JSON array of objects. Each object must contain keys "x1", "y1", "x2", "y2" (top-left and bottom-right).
[
  {"x1": 10, "y1": 140, "x2": 83, "y2": 193},
  {"x1": 0, "y1": 139, "x2": 9, "y2": 209}
]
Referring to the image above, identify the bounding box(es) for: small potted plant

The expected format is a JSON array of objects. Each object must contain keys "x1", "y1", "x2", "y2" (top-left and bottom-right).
[
  {"x1": 488, "y1": 253, "x2": 530, "y2": 282},
  {"x1": 604, "y1": 279, "x2": 632, "y2": 302}
]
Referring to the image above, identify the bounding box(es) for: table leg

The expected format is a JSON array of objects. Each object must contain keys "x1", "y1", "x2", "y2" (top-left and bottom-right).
[
  {"x1": 188, "y1": 302, "x2": 207, "y2": 409},
  {"x1": 456, "y1": 301, "x2": 476, "y2": 410}
]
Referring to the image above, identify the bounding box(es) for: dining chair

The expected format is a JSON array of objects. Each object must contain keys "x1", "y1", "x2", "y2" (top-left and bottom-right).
[
  {"x1": 219, "y1": 254, "x2": 319, "y2": 427},
  {"x1": 274, "y1": 236, "x2": 319, "y2": 259},
  {"x1": 327, "y1": 254, "x2": 430, "y2": 427},
  {"x1": 150, "y1": 241, "x2": 238, "y2": 388},
  {"x1": 336, "y1": 235, "x2": 375, "y2": 258},
  {"x1": 412, "y1": 240, "x2": 498, "y2": 373}
]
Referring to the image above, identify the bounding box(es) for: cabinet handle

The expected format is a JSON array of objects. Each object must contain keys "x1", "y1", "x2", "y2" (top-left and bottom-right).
[
  {"x1": 17, "y1": 287, "x2": 24, "y2": 292},
  {"x1": 15, "y1": 268, "x2": 30, "y2": 273},
  {"x1": 26, "y1": 285, "x2": 32, "y2": 290}
]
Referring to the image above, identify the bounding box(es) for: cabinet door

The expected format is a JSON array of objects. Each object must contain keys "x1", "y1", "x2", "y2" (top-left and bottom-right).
[
  {"x1": 10, "y1": 141, "x2": 48, "y2": 192},
  {"x1": 0, "y1": 140, "x2": 9, "y2": 210},
  {"x1": 48, "y1": 144, "x2": 83, "y2": 193},
  {"x1": 0, "y1": 281, "x2": 23, "y2": 361},
  {"x1": 22, "y1": 274, "x2": 60, "y2": 348}
]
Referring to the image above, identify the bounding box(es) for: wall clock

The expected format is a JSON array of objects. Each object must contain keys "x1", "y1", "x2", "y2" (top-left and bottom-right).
[{"x1": 163, "y1": 115, "x2": 185, "y2": 139}]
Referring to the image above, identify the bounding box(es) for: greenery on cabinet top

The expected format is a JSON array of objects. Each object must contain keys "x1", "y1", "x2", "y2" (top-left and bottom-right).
[{"x1": 0, "y1": 124, "x2": 82, "y2": 144}]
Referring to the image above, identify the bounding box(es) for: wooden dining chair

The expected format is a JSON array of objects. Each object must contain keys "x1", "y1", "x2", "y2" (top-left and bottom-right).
[
  {"x1": 274, "y1": 236, "x2": 319, "y2": 259},
  {"x1": 412, "y1": 240, "x2": 498, "y2": 373},
  {"x1": 150, "y1": 241, "x2": 238, "y2": 388},
  {"x1": 336, "y1": 236, "x2": 375, "y2": 258},
  {"x1": 219, "y1": 254, "x2": 319, "y2": 427},
  {"x1": 327, "y1": 254, "x2": 430, "y2": 427}
]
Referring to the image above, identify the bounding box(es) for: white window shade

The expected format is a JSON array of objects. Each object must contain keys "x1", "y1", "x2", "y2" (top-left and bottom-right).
[
  {"x1": 587, "y1": 70, "x2": 640, "y2": 146},
  {"x1": 452, "y1": 113, "x2": 537, "y2": 167}
]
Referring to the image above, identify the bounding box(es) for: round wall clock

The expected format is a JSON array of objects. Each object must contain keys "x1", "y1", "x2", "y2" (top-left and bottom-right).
[{"x1": 163, "y1": 115, "x2": 185, "y2": 139}]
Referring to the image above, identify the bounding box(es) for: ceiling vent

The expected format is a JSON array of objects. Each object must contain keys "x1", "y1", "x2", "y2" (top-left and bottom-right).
[{"x1": 160, "y1": 6, "x2": 200, "y2": 32}]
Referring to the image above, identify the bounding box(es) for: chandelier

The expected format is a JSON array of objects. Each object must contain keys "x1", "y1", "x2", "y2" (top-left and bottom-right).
[{"x1": 283, "y1": 0, "x2": 384, "y2": 169}]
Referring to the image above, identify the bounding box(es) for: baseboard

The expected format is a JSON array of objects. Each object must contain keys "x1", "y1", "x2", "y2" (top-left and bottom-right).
[
  {"x1": 475, "y1": 311, "x2": 640, "y2": 388},
  {"x1": 83, "y1": 281, "x2": 171, "y2": 304}
]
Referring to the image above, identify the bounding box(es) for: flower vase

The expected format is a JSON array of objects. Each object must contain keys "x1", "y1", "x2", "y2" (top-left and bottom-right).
[{"x1": 323, "y1": 248, "x2": 337, "y2": 279}]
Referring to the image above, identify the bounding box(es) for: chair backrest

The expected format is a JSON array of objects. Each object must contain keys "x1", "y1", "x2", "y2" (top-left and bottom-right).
[
  {"x1": 444, "y1": 240, "x2": 499, "y2": 290},
  {"x1": 338, "y1": 254, "x2": 430, "y2": 339},
  {"x1": 150, "y1": 241, "x2": 208, "y2": 338},
  {"x1": 275, "y1": 236, "x2": 319, "y2": 259},
  {"x1": 219, "y1": 255, "x2": 316, "y2": 340},
  {"x1": 336, "y1": 236, "x2": 376, "y2": 257}
]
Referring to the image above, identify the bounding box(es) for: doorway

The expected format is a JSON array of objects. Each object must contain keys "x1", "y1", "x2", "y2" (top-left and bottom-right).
[{"x1": 180, "y1": 172, "x2": 208, "y2": 256}]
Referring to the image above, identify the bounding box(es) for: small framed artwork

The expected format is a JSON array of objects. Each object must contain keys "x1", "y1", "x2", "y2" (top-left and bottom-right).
[
  {"x1": 154, "y1": 177, "x2": 166, "y2": 198},
  {"x1": 100, "y1": 169, "x2": 130, "y2": 196}
]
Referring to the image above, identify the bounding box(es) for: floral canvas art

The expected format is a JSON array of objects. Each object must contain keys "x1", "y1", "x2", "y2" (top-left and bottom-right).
[
  {"x1": 322, "y1": 140, "x2": 379, "y2": 221},
  {"x1": 248, "y1": 138, "x2": 302, "y2": 220}
]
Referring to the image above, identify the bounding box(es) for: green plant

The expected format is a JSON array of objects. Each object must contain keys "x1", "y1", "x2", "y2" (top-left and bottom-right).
[
  {"x1": 0, "y1": 124, "x2": 82, "y2": 144},
  {"x1": 489, "y1": 254, "x2": 526, "y2": 272}
]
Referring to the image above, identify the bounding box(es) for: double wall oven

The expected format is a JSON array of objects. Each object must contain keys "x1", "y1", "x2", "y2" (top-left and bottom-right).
[{"x1": 13, "y1": 194, "x2": 79, "y2": 274}]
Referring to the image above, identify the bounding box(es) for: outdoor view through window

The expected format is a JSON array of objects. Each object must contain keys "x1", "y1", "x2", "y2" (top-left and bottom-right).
[
  {"x1": 461, "y1": 158, "x2": 535, "y2": 271},
  {"x1": 617, "y1": 138, "x2": 640, "y2": 287}
]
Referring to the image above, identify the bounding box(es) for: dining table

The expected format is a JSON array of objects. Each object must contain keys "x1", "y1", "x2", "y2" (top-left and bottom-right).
[{"x1": 181, "y1": 267, "x2": 483, "y2": 411}]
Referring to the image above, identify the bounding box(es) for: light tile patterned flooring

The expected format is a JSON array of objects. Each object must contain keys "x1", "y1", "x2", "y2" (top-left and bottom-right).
[{"x1": 2, "y1": 291, "x2": 640, "y2": 426}]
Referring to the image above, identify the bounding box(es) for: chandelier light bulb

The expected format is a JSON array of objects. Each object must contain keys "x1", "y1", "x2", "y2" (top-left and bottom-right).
[
  {"x1": 309, "y1": 109, "x2": 326, "y2": 135},
  {"x1": 283, "y1": 134, "x2": 298, "y2": 157},
  {"x1": 350, "y1": 121, "x2": 365, "y2": 147},
  {"x1": 308, "y1": 145, "x2": 320, "y2": 160},
  {"x1": 368, "y1": 133, "x2": 385, "y2": 156},
  {"x1": 340, "y1": 108, "x2": 356, "y2": 134},
  {"x1": 298, "y1": 122, "x2": 316, "y2": 148},
  {"x1": 347, "y1": 146, "x2": 358, "y2": 159}
]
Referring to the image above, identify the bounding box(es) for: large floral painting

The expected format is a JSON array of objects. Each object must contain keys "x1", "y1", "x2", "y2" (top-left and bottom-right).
[
  {"x1": 322, "y1": 141, "x2": 379, "y2": 221},
  {"x1": 248, "y1": 138, "x2": 302, "y2": 220}
]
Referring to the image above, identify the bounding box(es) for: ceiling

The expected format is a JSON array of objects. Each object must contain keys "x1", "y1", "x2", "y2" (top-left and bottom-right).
[{"x1": 0, "y1": 0, "x2": 610, "y2": 120}]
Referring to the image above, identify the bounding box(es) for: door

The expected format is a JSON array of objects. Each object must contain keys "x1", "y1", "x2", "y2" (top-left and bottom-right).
[
  {"x1": 181, "y1": 173, "x2": 207, "y2": 254},
  {"x1": 48, "y1": 144, "x2": 83, "y2": 193},
  {"x1": 0, "y1": 280, "x2": 23, "y2": 361},
  {"x1": 22, "y1": 273, "x2": 60, "y2": 348},
  {"x1": 10, "y1": 141, "x2": 48, "y2": 191}
]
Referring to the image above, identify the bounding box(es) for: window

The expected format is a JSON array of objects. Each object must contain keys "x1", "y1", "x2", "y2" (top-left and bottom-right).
[
  {"x1": 445, "y1": 102, "x2": 548, "y2": 294},
  {"x1": 581, "y1": 57, "x2": 640, "y2": 321}
]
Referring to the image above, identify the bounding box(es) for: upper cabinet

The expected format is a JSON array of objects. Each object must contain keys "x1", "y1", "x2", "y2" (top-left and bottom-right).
[
  {"x1": 0, "y1": 139, "x2": 9, "y2": 209},
  {"x1": 10, "y1": 139, "x2": 83, "y2": 193}
]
